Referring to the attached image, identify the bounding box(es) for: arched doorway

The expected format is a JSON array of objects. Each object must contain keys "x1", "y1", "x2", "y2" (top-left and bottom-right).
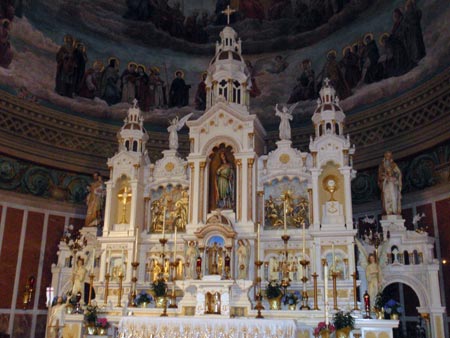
[{"x1": 383, "y1": 283, "x2": 426, "y2": 338}]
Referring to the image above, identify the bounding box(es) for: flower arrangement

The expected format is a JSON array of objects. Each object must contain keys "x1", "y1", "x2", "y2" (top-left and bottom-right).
[
  {"x1": 374, "y1": 291, "x2": 386, "y2": 310},
  {"x1": 265, "y1": 280, "x2": 282, "y2": 299},
  {"x1": 332, "y1": 311, "x2": 355, "y2": 330},
  {"x1": 96, "y1": 317, "x2": 109, "y2": 329},
  {"x1": 282, "y1": 291, "x2": 300, "y2": 305},
  {"x1": 384, "y1": 299, "x2": 403, "y2": 315},
  {"x1": 84, "y1": 304, "x2": 98, "y2": 324},
  {"x1": 135, "y1": 290, "x2": 153, "y2": 305},
  {"x1": 314, "y1": 321, "x2": 335, "y2": 337},
  {"x1": 151, "y1": 279, "x2": 167, "y2": 297}
]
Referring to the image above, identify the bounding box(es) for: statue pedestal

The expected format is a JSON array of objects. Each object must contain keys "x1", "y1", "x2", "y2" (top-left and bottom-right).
[
  {"x1": 322, "y1": 201, "x2": 345, "y2": 226},
  {"x1": 380, "y1": 216, "x2": 405, "y2": 233}
]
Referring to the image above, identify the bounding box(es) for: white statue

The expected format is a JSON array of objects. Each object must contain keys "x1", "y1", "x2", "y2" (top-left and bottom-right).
[
  {"x1": 167, "y1": 113, "x2": 193, "y2": 150},
  {"x1": 47, "y1": 296, "x2": 65, "y2": 338},
  {"x1": 186, "y1": 241, "x2": 198, "y2": 279},
  {"x1": 356, "y1": 238, "x2": 389, "y2": 309},
  {"x1": 378, "y1": 151, "x2": 402, "y2": 215},
  {"x1": 71, "y1": 258, "x2": 87, "y2": 301},
  {"x1": 237, "y1": 239, "x2": 250, "y2": 279},
  {"x1": 275, "y1": 102, "x2": 298, "y2": 141}
]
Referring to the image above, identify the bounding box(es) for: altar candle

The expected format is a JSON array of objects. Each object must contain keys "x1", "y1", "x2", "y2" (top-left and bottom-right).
[
  {"x1": 162, "y1": 206, "x2": 166, "y2": 238},
  {"x1": 173, "y1": 226, "x2": 177, "y2": 258},
  {"x1": 134, "y1": 226, "x2": 139, "y2": 262},
  {"x1": 257, "y1": 223, "x2": 261, "y2": 261},
  {"x1": 283, "y1": 199, "x2": 287, "y2": 235},
  {"x1": 302, "y1": 222, "x2": 306, "y2": 258},
  {"x1": 324, "y1": 263, "x2": 329, "y2": 325},
  {"x1": 106, "y1": 249, "x2": 110, "y2": 274},
  {"x1": 91, "y1": 248, "x2": 96, "y2": 273}
]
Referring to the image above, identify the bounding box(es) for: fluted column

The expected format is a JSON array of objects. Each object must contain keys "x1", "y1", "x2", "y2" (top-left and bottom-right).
[
  {"x1": 199, "y1": 161, "x2": 206, "y2": 223},
  {"x1": 236, "y1": 159, "x2": 242, "y2": 222},
  {"x1": 247, "y1": 159, "x2": 254, "y2": 221},
  {"x1": 188, "y1": 162, "x2": 195, "y2": 223}
]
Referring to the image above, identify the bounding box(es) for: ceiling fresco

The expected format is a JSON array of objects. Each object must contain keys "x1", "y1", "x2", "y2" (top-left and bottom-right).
[{"x1": 0, "y1": 0, "x2": 448, "y2": 131}]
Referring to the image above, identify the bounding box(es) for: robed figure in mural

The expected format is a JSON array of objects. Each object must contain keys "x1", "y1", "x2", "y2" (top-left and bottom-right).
[
  {"x1": 378, "y1": 151, "x2": 402, "y2": 215},
  {"x1": 169, "y1": 70, "x2": 190, "y2": 107}
]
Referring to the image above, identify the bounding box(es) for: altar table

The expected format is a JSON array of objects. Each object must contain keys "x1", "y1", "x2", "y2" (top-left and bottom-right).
[{"x1": 118, "y1": 316, "x2": 297, "y2": 338}]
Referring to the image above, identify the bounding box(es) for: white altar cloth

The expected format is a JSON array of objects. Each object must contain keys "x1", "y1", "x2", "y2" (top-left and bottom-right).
[{"x1": 118, "y1": 316, "x2": 297, "y2": 338}]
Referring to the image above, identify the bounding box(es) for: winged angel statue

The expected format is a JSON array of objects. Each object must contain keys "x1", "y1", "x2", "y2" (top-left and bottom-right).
[
  {"x1": 275, "y1": 102, "x2": 298, "y2": 141},
  {"x1": 355, "y1": 238, "x2": 389, "y2": 308},
  {"x1": 168, "y1": 113, "x2": 193, "y2": 151}
]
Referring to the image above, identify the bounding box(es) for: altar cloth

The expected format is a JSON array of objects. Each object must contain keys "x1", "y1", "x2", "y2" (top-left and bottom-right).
[{"x1": 118, "y1": 316, "x2": 297, "y2": 338}]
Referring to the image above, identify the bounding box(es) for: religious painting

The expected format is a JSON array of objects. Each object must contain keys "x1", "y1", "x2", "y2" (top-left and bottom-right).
[
  {"x1": 263, "y1": 177, "x2": 309, "y2": 230},
  {"x1": 150, "y1": 184, "x2": 188, "y2": 233},
  {"x1": 208, "y1": 144, "x2": 236, "y2": 212}
]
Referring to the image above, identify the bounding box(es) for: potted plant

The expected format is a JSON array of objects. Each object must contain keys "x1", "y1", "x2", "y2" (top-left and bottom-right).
[
  {"x1": 384, "y1": 299, "x2": 402, "y2": 320},
  {"x1": 95, "y1": 318, "x2": 109, "y2": 335},
  {"x1": 151, "y1": 279, "x2": 167, "y2": 308},
  {"x1": 333, "y1": 311, "x2": 355, "y2": 338},
  {"x1": 314, "y1": 321, "x2": 335, "y2": 338},
  {"x1": 84, "y1": 304, "x2": 98, "y2": 335},
  {"x1": 265, "y1": 280, "x2": 282, "y2": 310},
  {"x1": 283, "y1": 291, "x2": 300, "y2": 310},
  {"x1": 374, "y1": 291, "x2": 386, "y2": 319},
  {"x1": 135, "y1": 290, "x2": 153, "y2": 308}
]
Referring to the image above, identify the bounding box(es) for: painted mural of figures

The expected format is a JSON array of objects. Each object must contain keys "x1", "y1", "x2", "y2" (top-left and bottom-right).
[
  {"x1": 361, "y1": 33, "x2": 383, "y2": 85},
  {"x1": 321, "y1": 50, "x2": 351, "y2": 99},
  {"x1": 268, "y1": 0, "x2": 293, "y2": 20},
  {"x1": 73, "y1": 42, "x2": 88, "y2": 95},
  {"x1": 340, "y1": 46, "x2": 361, "y2": 89},
  {"x1": 245, "y1": 60, "x2": 261, "y2": 98},
  {"x1": 0, "y1": 19, "x2": 12, "y2": 69},
  {"x1": 169, "y1": 70, "x2": 190, "y2": 108},
  {"x1": 136, "y1": 65, "x2": 151, "y2": 112},
  {"x1": 240, "y1": 0, "x2": 265, "y2": 20},
  {"x1": 78, "y1": 61, "x2": 101, "y2": 99},
  {"x1": 275, "y1": 102, "x2": 298, "y2": 141},
  {"x1": 167, "y1": 113, "x2": 193, "y2": 151},
  {"x1": 237, "y1": 239, "x2": 250, "y2": 279},
  {"x1": 186, "y1": 241, "x2": 198, "y2": 279},
  {"x1": 55, "y1": 34, "x2": 76, "y2": 97},
  {"x1": 121, "y1": 62, "x2": 138, "y2": 103},
  {"x1": 85, "y1": 172, "x2": 105, "y2": 227},
  {"x1": 378, "y1": 151, "x2": 402, "y2": 215},
  {"x1": 101, "y1": 57, "x2": 121, "y2": 105},
  {"x1": 288, "y1": 59, "x2": 316, "y2": 103},
  {"x1": 195, "y1": 72, "x2": 207, "y2": 110},
  {"x1": 148, "y1": 66, "x2": 166, "y2": 108},
  {"x1": 215, "y1": 151, "x2": 235, "y2": 209},
  {"x1": 403, "y1": 0, "x2": 426, "y2": 64},
  {"x1": 71, "y1": 258, "x2": 87, "y2": 302}
]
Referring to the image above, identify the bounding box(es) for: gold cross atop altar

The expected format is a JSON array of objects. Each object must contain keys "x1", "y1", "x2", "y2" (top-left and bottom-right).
[
  {"x1": 118, "y1": 186, "x2": 132, "y2": 223},
  {"x1": 221, "y1": 5, "x2": 236, "y2": 25}
]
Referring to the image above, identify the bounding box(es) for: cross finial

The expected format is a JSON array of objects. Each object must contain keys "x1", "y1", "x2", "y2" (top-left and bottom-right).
[
  {"x1": 221, "y1": 5, "x2": 236, "y2": 25},
  {"x1": 132, "y1": 98, "x2": 138, "y2": 109},
  {"x1": 323, "y1": 78, "x2": 331, "y2": 87}
]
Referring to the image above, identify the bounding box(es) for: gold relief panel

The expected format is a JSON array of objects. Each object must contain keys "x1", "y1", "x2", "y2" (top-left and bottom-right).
[
  {"x1": 150, "y1": 185, "x2": 188, "y2": 233},
  {"x1": 263, "y1": 177, "x2": 310, "y2": 229}
]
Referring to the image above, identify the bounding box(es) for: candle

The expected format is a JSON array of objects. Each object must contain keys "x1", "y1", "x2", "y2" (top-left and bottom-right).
[
  {"x1": 173, "y1": 226, "x2": 177, "y2": 258},
  {"x1": 302, "y1": 222, "x2": 306, "y2": 258},
  {"x1": 283, "y1": 199, "x2": 287, "y2": 235},
  {"x1": 91, "y1": 248, "x2": 96, "y2": 274},
  {"x1": 134, "y1": 226, "x2": 139, "y2": 262},
  {"x1": 162, "y1": 206, "x2": 166, "y2": 238},
  {"x1": 324, "y1": 263, "x2": 329, "y2": 325},
  {"x1": 106, "y1": 249, "x2": 110, "y2": 275},
  {"x1": 257, "y1": 223, "x2": 261, "y2": 261}
]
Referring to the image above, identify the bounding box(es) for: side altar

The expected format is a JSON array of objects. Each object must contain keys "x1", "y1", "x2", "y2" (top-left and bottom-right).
[{"x1": 45, "y1": 15, "x2": 445, "y2": 338}]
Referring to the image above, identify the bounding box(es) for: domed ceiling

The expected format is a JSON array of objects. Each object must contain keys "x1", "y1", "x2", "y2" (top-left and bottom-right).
[{"x1": 0, "y1": 0, "x2": 448, "y2": 131}]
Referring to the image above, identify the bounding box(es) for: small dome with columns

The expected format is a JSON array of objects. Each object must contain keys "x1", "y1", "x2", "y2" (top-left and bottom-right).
[
  {"x1": 117, "y1": 99, "x2": 149, "y2": 153},
  {"x1": 205, "y1": 11, "x2": 251, "y2": 113},
  {"x1": 311, "y1": 78, "x2": 346, "y2": 138}
]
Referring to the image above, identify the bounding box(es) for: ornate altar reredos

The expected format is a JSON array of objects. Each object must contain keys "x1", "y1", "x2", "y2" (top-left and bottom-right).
[{"x1": 47, "y1": 21, "x2": 446, "y2": 338}]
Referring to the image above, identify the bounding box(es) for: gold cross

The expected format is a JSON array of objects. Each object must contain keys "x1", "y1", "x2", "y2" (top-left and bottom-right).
[
  {"x1": 117, "y1": 186, "x2": 132, "y2": 223},
  {"x1": 221, "y1": 5, "x2": 236, "y2": 25}
]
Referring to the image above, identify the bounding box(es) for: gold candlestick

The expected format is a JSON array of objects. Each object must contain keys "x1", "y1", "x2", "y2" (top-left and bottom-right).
[
  {"x1": 332, "y1": 271, "x2": 339, "y2": 310},
  {"x1": 169, "y1": 261, "x2": 178, "y2": 309},
  {"x1": 88, "y1": 273, "x2": 95, "y2": 305},
  {"x1": 117, "y1": 273, "x2": 124, "y2": 307},
  {"x1": 352, "y1": 272, "x2": 359, "y2": 311},
  {"x1": 129, "y1": 262, "x2": 139, "y2": 307},
  {"x1": 254, "y1": 260, "x2": 264, "y2": 319},
  {"x1": 312, "y1": 272, "x2": 319, "y2": 310},
  {"x1": 104, "y1": 273, "x2": 110, "y2": 306},
  {"x1": 300, "y1": 259, "x2": 310, "y2": 310}
]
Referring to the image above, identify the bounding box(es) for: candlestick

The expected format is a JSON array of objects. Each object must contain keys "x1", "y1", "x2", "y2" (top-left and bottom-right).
[
  {"x1": 173, "y1": 226, "x2": 177, "y2": 258},
  {"x1": 104, "y1": 273, "x2": 110, "y2": 306},
  {"x1": 332, "y1": 271, "x2": 339, "y2": 310},
  {"x1": 162, "y1": 206, "x2": 166, "y2": 238},
  {"x1": 283, "y1": 199, "x2": 287, "y2": 235},
  {"x1": 352, "y1": 272, "x2": 359, "y2": 311},
  {"x1": 324, "y1": 263, "x2": 329, "y2": 325},
  {"x1": 257, "y1": 223, "x2": 260, "y2": 262},
  {"x1": 134, "y1": 226, "x2": 139, "y2": 262},
  {"x1": 302, "y1": 222, "x2": 306, "y2": 258},
  {"x1": 312, "y1": 242, "x2": 316, "y2": 274},
  {"x1": 90, "y1": 248, "x2": 96, "y2": 274},
  {"x1": 312, "y1": 272, "x2": 319, "y2": 310}
]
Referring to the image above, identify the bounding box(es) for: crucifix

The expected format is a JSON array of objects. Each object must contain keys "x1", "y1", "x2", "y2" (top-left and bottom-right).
[
  {"x1": 118, "y1": 186, "x2": 132, "y2": 223},
  {"x1": 221, "y1": 5, "x2": 236, "y2": 25}
]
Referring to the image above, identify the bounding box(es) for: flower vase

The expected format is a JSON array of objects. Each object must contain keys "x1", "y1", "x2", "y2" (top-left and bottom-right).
[
  {"x1": 268, "y1": 296, "x2": 282, "y2": 310},
  {"x1": 390, "y1": 313, "x2": 399, "y2": 320},
  {"x1": 86, "y1": 324, "x2": 97, "y2": 335},
  {"x1": 336, "y1": 327, "x2": 351, "y2": 338},
  {"x1": 375, "y1": 308, "x2": 384, "y2": 320},
  {"x1": 155, "y1": 296, "x2": 167, "y2": 308},
  {"x1": 288, "y1": 304, "x2": 296, "y2": 311},
  {"x1": 97, "y1": 327, "x2": 107, "y2": 335},
  {"x1": 320, "y1": 329, "x2": 331, "y2": 338}
]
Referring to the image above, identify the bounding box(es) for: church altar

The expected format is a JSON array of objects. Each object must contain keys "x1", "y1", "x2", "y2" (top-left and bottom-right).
[{"x1": 118, "y1": 317, "x2": 297, "y2": 338}]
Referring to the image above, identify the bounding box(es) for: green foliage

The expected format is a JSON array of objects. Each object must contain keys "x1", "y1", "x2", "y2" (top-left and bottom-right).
[
  {"x1": 374, "y1": 290, "x2": 387, "y2": 310},
  {"x1": 151, "y1": 279, "x2": 167, "y2": 297},
  {"x1": 332, "y1": 311, "x2": 355, "y2": 330},
  {"x1": 265, "y1": 280, "x2": 282, "y2": 299},
  {"x1": 84, "y1": 304, "x2": 98, "y2": 324}
]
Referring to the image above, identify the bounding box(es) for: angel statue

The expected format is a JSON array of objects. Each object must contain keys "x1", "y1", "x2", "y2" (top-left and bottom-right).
[
  {"x1": 275, "y1": 102, "x2": 298, "y2": 141},
  {"x1": 167, "y1": 113, "x2": 193, "y2": 150},
  {"x1": 355, "y1": 238, "x2": 389, "y2": 310}
]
